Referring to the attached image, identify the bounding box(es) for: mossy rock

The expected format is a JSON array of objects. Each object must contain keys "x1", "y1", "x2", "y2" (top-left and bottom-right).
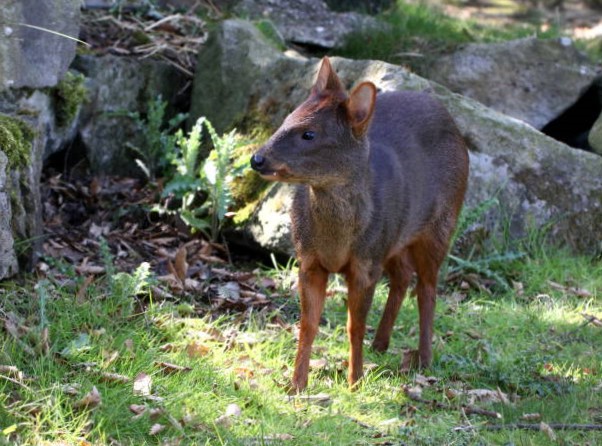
[
  {"x1": 0, "y1": 114, "x2": 33, "y2": 169},
  {"x1": 53, "y1": 71, "x2": 87, "y2": 127}
]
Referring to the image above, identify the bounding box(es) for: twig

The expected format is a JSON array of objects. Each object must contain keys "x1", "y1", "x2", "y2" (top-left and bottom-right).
[{"x1": 454, "y1": 423, "x2": 602, "y2": 432}]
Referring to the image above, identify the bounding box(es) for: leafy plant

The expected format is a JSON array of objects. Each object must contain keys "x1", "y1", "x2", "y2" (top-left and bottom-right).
[
  {"x1": 162, "y1": 117, "x2": 246, "y2": 241},
  {"x1": 445, "y1": 197, "x2": 525, "y2": 291},
  {"x1": 121, "y1": 95, "x2": 187, "y2": 180}
]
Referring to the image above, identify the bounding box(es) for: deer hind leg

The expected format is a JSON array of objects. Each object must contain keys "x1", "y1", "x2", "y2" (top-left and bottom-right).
[
  {"x1": 372, "y1": 251, "x2": 413, "y2": 353},
  {"x1": 409, "y1": 235, "x2": 448, "y2": 368},
  {"x1": 291, "y1": 262, "x2": 329, "y2": 393}
]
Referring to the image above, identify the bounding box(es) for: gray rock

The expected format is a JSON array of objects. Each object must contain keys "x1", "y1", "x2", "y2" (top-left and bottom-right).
[
  {"x1": 589, "y1": 112, "x2": 602, "y2": 155},
  {"x1": 73, "y1": 55, "x2": 189, "y2": 175},
  {"x1": 0, "y1": 150, "x2": 18, "y2": 279},
  {"x1": 188, "y1": 19, "x2": 283, "y2": 134},
  {"x1": 233, "y1": 0, "x2": 379, "y2": 49},
  {"x1": 426, "y1": 38, "x2": 599, "y2": 130},
  {"x1": 0, "y1": 0, "x2": 80, "y2": 90},
  {"x1": 193, "y1": 20, "x2": 602, "y2": 255}
]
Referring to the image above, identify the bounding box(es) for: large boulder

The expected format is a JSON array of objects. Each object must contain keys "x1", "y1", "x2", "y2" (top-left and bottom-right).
[
  {"x1": 0, "y1": 0, "x2": 82, "y2": 279},
  {"x1": 0, "y1": 0, "x2": 80, "y2": 90},
  {"x1": 589, "y1": 112, "x2": 602, "y2": 155},
  {"x1": 190, "y1": 20, "x2": 602, "y2": 255},
  {"x1": 426, "y1": 38, "x2": 599, "y2": 130},
  {"x1": 73, "y1": 55, "x2": 189, "y2": 175},
  {"x1": 233, "y1": 0, "x2": 379, "y2": 50}
]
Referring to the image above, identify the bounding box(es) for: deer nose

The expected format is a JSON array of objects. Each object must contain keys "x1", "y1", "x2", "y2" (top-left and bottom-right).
[{"x1": 250, "y1": 154, "x2": 265, "y2": 171}]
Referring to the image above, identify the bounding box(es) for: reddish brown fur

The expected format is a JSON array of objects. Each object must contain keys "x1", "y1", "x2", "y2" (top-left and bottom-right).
[{"x1": 250, "y1": 57, "x2": 469, "y2": 392}]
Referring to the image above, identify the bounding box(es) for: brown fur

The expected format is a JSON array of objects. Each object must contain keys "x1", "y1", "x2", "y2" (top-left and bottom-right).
[{"x1": 251, "y1": 57, "x2": 469, "y2": 392}]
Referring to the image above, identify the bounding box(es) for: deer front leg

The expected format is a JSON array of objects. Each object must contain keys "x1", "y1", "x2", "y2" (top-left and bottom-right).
[
  {"x1": 290, "y1": 263, "x2": 328, "y2": 393},
  {"x1": 346, "y1": 264, "x2": 380, "y2": 387}
]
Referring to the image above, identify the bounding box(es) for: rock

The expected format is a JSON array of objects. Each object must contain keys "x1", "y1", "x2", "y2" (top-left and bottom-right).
[
  {"x1": 192, "y1": 20, "x2": 602, "y2": 255},
  {"x1": 247, "y1": 183, "x2": 296, "y2": 255},
  {"x1": 188, "y1": 19, "x2": 283, "y2": 134},
  {"x1": 73, "y1": 55, "x2": 189, "y2": 175},
  {"x1": 0, "y1": 150, "x2": 18, "y2": 279},
  {"x1": 0, "y1": 0, "x2": 80, "y2": 90},
  {"x1": 426, "y1": 38, "x2": 599, "y2": 130},
  {"x1": 0, "y1": 107, "x2": 44, "y2": 277},
  {"x1": 233, "y1": 0, "x2": 379, "y2": 49},
  {"x1": 589, "y1": 112, "x2": 602, "y2": 155}
]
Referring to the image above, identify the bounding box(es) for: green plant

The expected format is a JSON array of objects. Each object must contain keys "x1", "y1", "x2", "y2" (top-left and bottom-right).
[
  {"x1": 53, "y1": 71, "x2": 87, "y2": 127},
  {"x1": 444, "y1": 197, "x2": 525, "y2": 291},
  {"x1": 162, "y1": 117, "x2": 246, "y2": 241},
  {"x1": 0, "y1": 114, "x2": 33, "y2": 169},
  {"x1": 122, "y1": 95, "x2": 187, "y2": 180}
]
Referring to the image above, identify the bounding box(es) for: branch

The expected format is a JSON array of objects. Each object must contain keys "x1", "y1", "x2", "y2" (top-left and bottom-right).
[
  {"x1": 454, "y1": 423, "x2": 602, "y2": 432},
  {"x1": 404, "y1": 389, "x2": 501, "y2": 419}
]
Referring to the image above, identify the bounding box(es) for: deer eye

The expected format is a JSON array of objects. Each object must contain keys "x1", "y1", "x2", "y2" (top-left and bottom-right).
[{"x1": 301, "y1": 131, "x2": 315, "y2": 141}]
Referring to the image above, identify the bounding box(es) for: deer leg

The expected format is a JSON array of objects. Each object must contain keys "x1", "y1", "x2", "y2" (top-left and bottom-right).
[
  {"x1": 290, "y1": 263, "x2": 328, "y2": 393},
  {"x1": 346, "y1": 264, "x2": 380, "y2": 387},
  {"x1": 372, "y1": 253, "x2": 413, "y2": 352}
]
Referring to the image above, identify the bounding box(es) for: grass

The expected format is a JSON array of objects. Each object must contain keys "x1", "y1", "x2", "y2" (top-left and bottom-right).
[
  {"x1": 0, "y1": 245, "x2": 601, "y2": 445},
  {"x1": 333, "y1": 0, "x2": 563, "y2": 68}
]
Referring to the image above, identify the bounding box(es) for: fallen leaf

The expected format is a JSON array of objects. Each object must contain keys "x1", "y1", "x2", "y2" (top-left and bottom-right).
[
  {"x1": 149, "y1": 423, "x2": 166, "y2": 435},
  {"x1": 149, "y1": 408, "x2": 163, "y2": 420},
  {"x1": 129, "y1": 404, "x2": 146, "y2": 415},
  {"x1": 99, "y1": 372, "x2": 130, "y2": 384},
  {"x1": 186, "y1": 342, "x2": 210, "y2": 358},
  {"x1": 466, "y1": 388, "x2": 509, "y2": 405},
  {"x1": 174, "y1": 245, "x2": 188, "y2": 282},
  {"x1": 225, "y1": 403, "x2": 242, "y2": 417},
  {"x1": 75, "y1": 386, "x2": 102, "y2": 409},
  {"x1": 400, "y1": 349, "x2": 419, "y2": 372},
  {"x1": 133, "y1": 373, "x2": 152, "y2": 396},
  {"x1": 521, "y1": 412, "x2": 541, "y2": 421},
  {"x1": 539, "y1": 421, "x2": 556, "y2": 441},
  {"x1": 309, "y1": 358, "x2": 328, "y2": 370},
  {"x1": 404, "y1": 385, "x2": 423, "y2": 400},
  {"x1": 155, "y1": 361, "x2": 192, "y2": 374}
]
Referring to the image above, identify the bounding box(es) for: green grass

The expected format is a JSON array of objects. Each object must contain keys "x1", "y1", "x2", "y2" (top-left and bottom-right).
[
  {"x1": 1, "y1": 248, "x2": 601, "y2": 445},
  {"x1": 334, "y1": 0, "x2": 563, "y2": 68}
]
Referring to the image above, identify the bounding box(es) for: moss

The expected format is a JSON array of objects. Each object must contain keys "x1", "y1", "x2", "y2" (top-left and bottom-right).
[
  {"x1": 53, "y1": 71, "x2": 88, "y2": 127},
  {"x1": 0, "y1": 114, "x2": 34, "y2": 169},
  {"x1": 254, "y1": 20, "x2": 287, "y2": 51}
]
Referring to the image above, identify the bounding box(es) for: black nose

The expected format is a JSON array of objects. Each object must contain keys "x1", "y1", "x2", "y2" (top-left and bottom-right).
[{"x1": 250, "y1": 154, "x2": 265, "y2": 171}]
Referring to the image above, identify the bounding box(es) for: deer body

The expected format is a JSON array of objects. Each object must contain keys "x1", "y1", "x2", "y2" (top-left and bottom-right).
[{"x1": 251, "y1": 58, "x2": 469, "y2": 392}]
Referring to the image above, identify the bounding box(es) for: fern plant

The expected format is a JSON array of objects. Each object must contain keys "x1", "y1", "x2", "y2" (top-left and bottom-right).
[
  {"x1": 444, "y1": 197, "x2": 525, "y2": 292},
  {"x1": 121, "y1": 95, "x2": 187, "y2": 180},
  {"x1": 161, "y1": 117, "x2": 245, "y2": 242}
]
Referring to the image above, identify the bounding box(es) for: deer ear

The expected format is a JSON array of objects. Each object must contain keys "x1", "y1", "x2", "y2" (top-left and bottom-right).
[
  {"x1": 347, "y1": 82, "x2": 377, "y2": 137},
  {"x1": 312, "y1": 57, "x2": 345, "y2": 97}
]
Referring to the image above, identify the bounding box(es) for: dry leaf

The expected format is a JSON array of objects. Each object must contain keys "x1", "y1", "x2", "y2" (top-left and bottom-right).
[
  {"x1": 404, "y1": 385, "x2": 423, "y2": 400},
  {"x1": 149, "y1": 408, "x2": 163, "y2": 420},
  {"x1": 174, "y1": 245, "x2": 189, "y2": 282},
  {"x1": 129, "y1": 404, "x2": 146, "y2": 415},
  {"x1": 156, "y1": 361, "x2": 192, "y2": 374},
  {"x1": 149, "y1": 423, "x2": 166, "y2": 435},
  {"x1": 186, "y1": 342, "x2": 210, "y2": 358},
  {"x1": 309, "y1": 358, "x2": 328, "y2": 370},
  {"x1": 400, "y1": 349, "x2": 420, "y2": 372},
  {"x1": 75, "y1": 386, "x2": 102, "y2": 409},
  {"x1": 540, "y1": 421, "x2": 557, "y2": 440},
  {"x1": 159, "y1": 343, "x2": 177, "y2": 352},
  {"x1": 225, "y1": 403, "x2": 242, "y2": 417},
  {"x1": 133, "y1": 373, "x2": 152, "y2": 396},
  {"x1": 521, "y1": 412, "x2": 541, "y2": 421},
  {"x1": 99, "y1": 372, "x2": 130, "y2": 384},
  {"x1": 466, "y1": 388, "x2": 509, "y2": 405}
]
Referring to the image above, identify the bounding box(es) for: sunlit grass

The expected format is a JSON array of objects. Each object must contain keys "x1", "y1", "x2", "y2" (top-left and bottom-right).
[{"x1": 0, "y1": 247, "x2": 601, "y2": 444}]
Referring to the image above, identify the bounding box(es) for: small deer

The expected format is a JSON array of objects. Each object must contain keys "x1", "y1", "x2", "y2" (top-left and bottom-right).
[{"x1": 251, "y1": 57, "x2": 469, "y2": 392}]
